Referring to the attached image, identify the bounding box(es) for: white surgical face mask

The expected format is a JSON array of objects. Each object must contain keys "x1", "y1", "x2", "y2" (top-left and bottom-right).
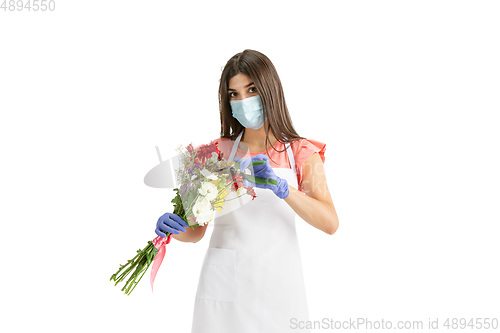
[{"x1": 230, "y1": 95, "x2": 265, "y2": 130}]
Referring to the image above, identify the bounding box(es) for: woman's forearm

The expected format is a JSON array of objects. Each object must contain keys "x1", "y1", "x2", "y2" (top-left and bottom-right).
[
  {"x1": 284, "y1": 185, "x2": 339, "y2": 235},
  {"x1": 171, "y1": 217, "x2": 207, "y2": 243}
]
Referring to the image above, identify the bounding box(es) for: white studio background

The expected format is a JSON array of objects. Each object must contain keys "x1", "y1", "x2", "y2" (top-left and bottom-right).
[{"x1": 1, "y1": 1, "x2": 499, "y2": 332}]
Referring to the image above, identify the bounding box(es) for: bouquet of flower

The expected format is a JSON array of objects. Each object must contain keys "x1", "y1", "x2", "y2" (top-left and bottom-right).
[{"x1": 109, "y1": 140, "x2": 276, "y2": 295}]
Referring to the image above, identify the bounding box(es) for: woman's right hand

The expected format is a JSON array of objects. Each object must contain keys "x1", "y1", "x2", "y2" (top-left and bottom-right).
[{"x1": 155, "y1": 212, "x2": 189, "y2": 237}]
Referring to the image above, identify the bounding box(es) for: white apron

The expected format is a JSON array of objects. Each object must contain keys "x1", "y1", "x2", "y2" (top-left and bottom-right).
[{"x1": 191, "y1": 132, "x2": 311, "y2": 333}]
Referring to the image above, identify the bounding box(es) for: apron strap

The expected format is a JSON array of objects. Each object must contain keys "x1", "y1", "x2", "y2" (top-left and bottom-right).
[
  {"x1": 227, "y1": 131, "x2": 244, "y2": 162},
  {"x1": 227, "y1": 131, "x2": 295, "y2": 173}
]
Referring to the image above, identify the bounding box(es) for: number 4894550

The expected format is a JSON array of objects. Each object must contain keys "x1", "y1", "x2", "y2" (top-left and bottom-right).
[{"x1": 1, "y1": 0, "x2": 56, "y2": 11}]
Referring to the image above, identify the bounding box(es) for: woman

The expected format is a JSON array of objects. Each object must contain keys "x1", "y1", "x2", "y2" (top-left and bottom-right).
[{"x1": 155, "y1": 49, "x2": 339, "y2": 333}]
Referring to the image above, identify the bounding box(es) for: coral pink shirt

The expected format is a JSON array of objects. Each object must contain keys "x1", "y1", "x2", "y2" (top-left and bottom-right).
[{"x1": 216, "y1": 137, "x2": 326, "y2": 193}]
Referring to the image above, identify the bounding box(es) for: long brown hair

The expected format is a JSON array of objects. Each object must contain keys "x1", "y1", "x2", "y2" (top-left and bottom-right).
[{"x1": 218, "y1": 49, "x2": 305, "y2": 157}]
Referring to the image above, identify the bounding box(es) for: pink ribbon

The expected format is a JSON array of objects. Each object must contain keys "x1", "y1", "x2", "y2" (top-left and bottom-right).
[{"x1": 150, "y1": 234, "x2": 173, "y2": 293}]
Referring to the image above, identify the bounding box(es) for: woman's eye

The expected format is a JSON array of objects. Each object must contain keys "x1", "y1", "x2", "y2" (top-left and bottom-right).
[{"x1": 229, "y1": 87, "x2": 256, "y2": 98}]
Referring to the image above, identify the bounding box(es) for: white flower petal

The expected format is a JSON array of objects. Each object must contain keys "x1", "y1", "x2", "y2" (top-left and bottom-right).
[
  {"x1": 192, "y1": 197, "x2": 215, "y2": 225},
  {"x1": 198, "y1": 182, "x2": 218, "y2": 201},
  {"x1": 209, "y1": 152, "x2": 218, "y2": 163}
]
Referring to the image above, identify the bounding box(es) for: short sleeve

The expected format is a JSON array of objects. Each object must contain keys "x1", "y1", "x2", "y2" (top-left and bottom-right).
[
  {"x1": 291, "y1": 139, "x2": 326, "y2": 193},
  {"x1": 214, "y1": 138, "x2": 234, "y2": 161}
]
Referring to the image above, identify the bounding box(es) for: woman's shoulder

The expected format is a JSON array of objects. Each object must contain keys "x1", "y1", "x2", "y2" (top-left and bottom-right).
[
  {"x1": 214, "y1": 137, "x2": 234, "y2": 160},
  {"x1": 289, "y1": 137, "x2": 327, "y2": 165},
  {"x1": 214, "y1": 137, "x2": 233, "y2": 149}
]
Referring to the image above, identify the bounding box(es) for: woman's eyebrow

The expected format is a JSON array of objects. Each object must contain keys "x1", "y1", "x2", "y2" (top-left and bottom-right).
[{"x1": 228, "y1": 82, "x2": 255, "y2": 91}]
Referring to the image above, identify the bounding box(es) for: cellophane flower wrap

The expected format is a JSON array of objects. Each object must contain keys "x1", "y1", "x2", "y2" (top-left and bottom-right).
[{"x1": 110, "y1": 140, "x2": 265, "y2": 295}]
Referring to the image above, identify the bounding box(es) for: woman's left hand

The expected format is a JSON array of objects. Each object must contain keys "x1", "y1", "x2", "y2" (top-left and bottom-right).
[{"x1": 233, "y1": 154, "x2": 290, "y2": 199}]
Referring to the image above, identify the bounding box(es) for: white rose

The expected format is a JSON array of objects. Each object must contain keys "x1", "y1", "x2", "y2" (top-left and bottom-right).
[
  {"x1": 200, "y1": 168, "x2": 217, "y2": 181},
  {"x1": 192, "y1": 197, "x2": 214, "y2": 225},
  {"x1": 198, "y1": 181, "x2": 218, "y2": 201}
]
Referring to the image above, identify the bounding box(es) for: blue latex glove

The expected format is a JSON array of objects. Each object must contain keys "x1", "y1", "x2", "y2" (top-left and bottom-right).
[
  {"x1": 233, "y1": 154, "x2": 290, "y2": 199},
  {"x1": 155, "y1": 212, "x2": 189, "y2": 237}
]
